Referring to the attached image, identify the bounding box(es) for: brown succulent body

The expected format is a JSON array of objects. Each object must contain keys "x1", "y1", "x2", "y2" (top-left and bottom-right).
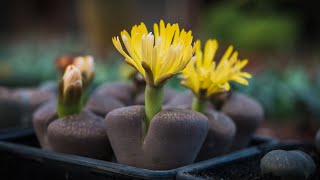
[
  {"x1": 105, "y1": 105, "x2": 208, "y2": 170},
  {"x1": 33, "y1": 103, "x2": 112, "y2": 160},
  {"x1": 221, "y1": 92, "x2": 264, "y2": 151},
  {"x1": 196, "y1": 110, "x2": 236, "y2": 161}
]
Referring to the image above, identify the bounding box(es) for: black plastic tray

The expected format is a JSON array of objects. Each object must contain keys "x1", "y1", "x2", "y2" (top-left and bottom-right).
[
  {"x1": 0, "y1": 128, "x2": 277, "y2": 180},
  {"x1": 177, "y1": 142, "x2": 318, "y2": 180}
]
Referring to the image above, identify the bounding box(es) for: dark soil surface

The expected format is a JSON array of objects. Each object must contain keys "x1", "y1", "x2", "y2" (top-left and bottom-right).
[{"x1": 190, "y1": 146, "x2": 320, "y2": 180}]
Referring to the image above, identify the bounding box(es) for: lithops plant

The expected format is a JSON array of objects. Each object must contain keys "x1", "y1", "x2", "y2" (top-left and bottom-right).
[
  {"x1": 221, "y1": 92, "x2": 264, "y2": 151},
  {"x1": 261, "y1": 150, "x2": 316, "y2": 180},
  {"x1": 106, "y1": 20, "x2": 208, "y2": 170},
  {"x1": 13, "y1": 88, "x2": 55, "y2": 112},
  {"x1": 33, "y1": 100, "x2": 57, "y2": 150},
  {"x1": 87, "y1": 82, "x2": 133, "y2": 109},
  {"x1": 179, "y1": 39, "x2": 255, "y2": 160},
  {"x1": 164, "y1": 90, "x2": 195, "y2": 109},
  {"x1": 196, "y1": 110, "x2": 235, "y2": 161},
  {"x1": 33, "y1": 57, "x2": 112, "y2": 160}
]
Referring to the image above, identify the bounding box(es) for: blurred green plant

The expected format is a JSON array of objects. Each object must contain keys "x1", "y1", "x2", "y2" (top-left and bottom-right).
[
  {"x1": 0, "y1": 38, "x2": 127, "y2": 87},
  {"x1": 233, "y1": 66, "x2": 320, "y2": 120},
  {"x1": 0, "y1": 37, "x2": 87, "y2": 87},
  {"x1": 93, "y1": 54, "x2": 124, "y2": 86},
  {"x1": 200, "y1": 3, "x2": 300, "y2": 51}
]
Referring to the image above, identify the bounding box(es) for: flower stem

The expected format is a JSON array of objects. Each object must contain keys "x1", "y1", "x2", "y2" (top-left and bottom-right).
[
  {"x1": 145, "y1": 85, "x2": 163, "y2": 129},
  {"x1": 57, "y1": 81, "x2": 84, "y2": 118},
  {"x1": 57, "y1": 99, "x2": 82, "y2": 117},
  {"x1": 80, "y1": 88, "x2": 89, "y2": 107},
  {"x1": 192, "y1": 96, "x2": 206, "y2": 113}
]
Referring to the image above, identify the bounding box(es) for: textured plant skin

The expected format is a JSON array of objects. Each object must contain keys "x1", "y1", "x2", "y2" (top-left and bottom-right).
[
  {"x1": 92, "y1": 82, "x2": 136, "y2": 106},
  {"x1": 165, "y1": 91, "x2": 215, "y2": 111},
  {"x1": 85, "y1": 94, "x2": 125, "y2": 117},
  {"x1": 33, "y1": 103, "x2": 112, "y2": 160},
  {"x1": 105, "y1": 105, "x2": 208, "y2": 170},
  {"x1": 32, "y1": 100, "x2": 57, "y2": 150},
  {"x1": 47, "y1": 110, "x2": 112, "y2": 160},
  {"x1": 222, "y1": 92, "x2": 263, "y2": 151},
  {"x1": 261, "y1": 150, "x2": 315, "y2": 180},
  {"x1": 196, "y1": 110, "x2": 236, "y2": 161}
]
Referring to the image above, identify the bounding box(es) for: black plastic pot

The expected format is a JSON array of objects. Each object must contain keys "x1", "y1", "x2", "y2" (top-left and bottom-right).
[
  {"x1": 177, "y1": 142, "x2": 319, "y2": 180},
  {"x1": 0, "y1": 128, "x2": 277, "y2": 180}
]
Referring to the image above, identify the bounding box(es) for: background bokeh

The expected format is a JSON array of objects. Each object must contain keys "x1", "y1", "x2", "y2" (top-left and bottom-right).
[{"x1": 0, "y1": 0, "x2": 319, "y2": 139}]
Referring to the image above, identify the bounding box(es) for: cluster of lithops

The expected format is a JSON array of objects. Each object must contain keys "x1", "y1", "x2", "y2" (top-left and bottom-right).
[{"x1": 32, "y1": 20, "x2": 264, "y2": 170}]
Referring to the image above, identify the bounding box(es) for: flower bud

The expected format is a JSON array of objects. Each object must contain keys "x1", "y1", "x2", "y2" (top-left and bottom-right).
[
  {"x1": 73, "y1": 56, "x2": 95, "y2": 85},
  {"x1": 62, "y1": 65, "x2": 82, "y2": 98}
]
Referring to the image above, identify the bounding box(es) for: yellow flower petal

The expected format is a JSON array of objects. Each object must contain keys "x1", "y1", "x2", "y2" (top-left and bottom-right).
[
  {"x1": 203, "y1": 39, "x2": 218, "y2": 69},
  {"x1": 181, "y1": 39, "x2": 252, "y2": 98},
  {"x1": 230, "y1": 76, "x2": 249, "y2": 85},
  {"x1": 112, "y1": 20, "x2": 194, "y2": 87}
]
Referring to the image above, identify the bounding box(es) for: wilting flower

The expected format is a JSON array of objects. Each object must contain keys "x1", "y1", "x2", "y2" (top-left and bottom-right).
[
  {"x1": 73, "y1": 56, "x2": 95, "y2": 85},
  {"x1": 112, "y1": 20, "x2": 194, "y2": 87},
  {"x1": 181, "y1": 39, "x2": 252, "y2": 98},
  {"x1": 62, "y1": 65, "x2": 83, "y2": 99}
]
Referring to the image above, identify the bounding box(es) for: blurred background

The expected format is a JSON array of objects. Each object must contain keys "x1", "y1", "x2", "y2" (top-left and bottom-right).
[{"x1": 0, "y1": 0, "x2": 319, "y2": 139}]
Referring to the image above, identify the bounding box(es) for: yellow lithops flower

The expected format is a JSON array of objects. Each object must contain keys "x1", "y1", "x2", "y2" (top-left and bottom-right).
[
  {"x1": 215, "y1": 45, "x2": 252, "y2": 86},
  {"x1": 181, "y1": 39, "x2": 252, "y2": 98},
  {"x1": 112, "y1": 20, "x2": 194, "y2": 87}
]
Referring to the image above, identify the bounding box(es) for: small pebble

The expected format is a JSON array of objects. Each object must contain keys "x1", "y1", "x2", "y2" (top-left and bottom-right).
[{"x1": 260, "y1": 149, "x2": 316, "y2": 180}]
